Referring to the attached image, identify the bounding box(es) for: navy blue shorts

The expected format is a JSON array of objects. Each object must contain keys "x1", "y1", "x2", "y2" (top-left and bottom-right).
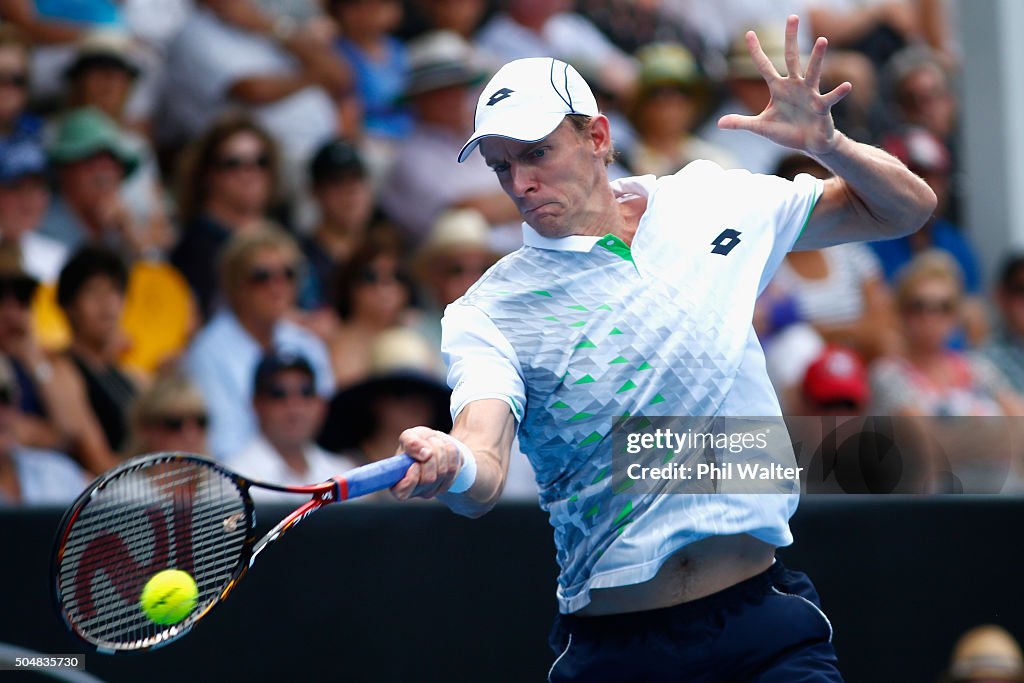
[{"x1": 547, "y1": 560, "x2": 843, "y2": 682}]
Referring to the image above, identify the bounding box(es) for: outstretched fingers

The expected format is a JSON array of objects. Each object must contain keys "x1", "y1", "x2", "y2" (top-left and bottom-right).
[
  {"x1": 821, "y1": 81, "x2": 853, "y2": 109},
  {"x1": 717, "y1": 113, "x2": 759, "y2": 132},
  {"x1": 745, "y1": 29, "x2": 781, "y2": 83},
  {"x1": 784, "y1": 14, "x2": 803, "y2": 79},
  {"x1": 804, "y1": 36, "x2": 828, "y2": 90}
]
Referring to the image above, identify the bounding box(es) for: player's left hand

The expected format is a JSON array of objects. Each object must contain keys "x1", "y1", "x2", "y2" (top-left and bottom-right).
[
  {"x1": 391, "y1": 426, "x2": 462, "y2": 500},
  {"x1": 718, "y1": 15, "x2": 852, "y2": 157}
]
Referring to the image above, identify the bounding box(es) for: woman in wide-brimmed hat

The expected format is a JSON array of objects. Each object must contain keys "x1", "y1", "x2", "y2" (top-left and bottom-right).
[{"x1": 318, "y1": 328, "x2": 450, "y2": 465}]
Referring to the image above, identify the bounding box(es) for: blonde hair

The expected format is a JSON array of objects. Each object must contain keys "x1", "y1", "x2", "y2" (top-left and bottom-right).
[
  {"x1": 219, "y1": 227, "x2": 302, "y2": 307},
  {"x1": 895, "y1": 249, "x2": 964, "y2": 309},
  {"x1": 127, "y1": 370, "x2": 207, "y2": 456}
]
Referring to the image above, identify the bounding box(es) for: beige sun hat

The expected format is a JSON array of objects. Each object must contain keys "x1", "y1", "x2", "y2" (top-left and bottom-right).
[
  {"x1": 946, "y1": 625, "x2": 1024, "y2": 682},
  {"x1": 414, "y1": 208, "x2": 498, "y2": 277},
  {"x1": 727, "y1": 25, "x2": 806, "y2": 79}
]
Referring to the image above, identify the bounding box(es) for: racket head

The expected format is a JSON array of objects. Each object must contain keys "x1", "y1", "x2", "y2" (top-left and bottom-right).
[{"x1": 51, "y1": 452, "x2": 257, "y2": 654}]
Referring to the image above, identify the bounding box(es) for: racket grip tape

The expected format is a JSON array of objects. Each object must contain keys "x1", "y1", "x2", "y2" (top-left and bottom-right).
[{"x1": 338, "y1": 453, "x2": 416, "y2": 500}]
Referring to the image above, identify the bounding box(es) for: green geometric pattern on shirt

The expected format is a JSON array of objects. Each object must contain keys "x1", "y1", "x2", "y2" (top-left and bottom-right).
[{"x1": 460, "y1": 244, "x2": 739, "y2": 597}]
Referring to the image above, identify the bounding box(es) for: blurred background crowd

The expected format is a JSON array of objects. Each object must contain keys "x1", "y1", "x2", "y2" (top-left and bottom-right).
[{"x1": 0, "y1": 0, "x2": 1021, "y2": 509}]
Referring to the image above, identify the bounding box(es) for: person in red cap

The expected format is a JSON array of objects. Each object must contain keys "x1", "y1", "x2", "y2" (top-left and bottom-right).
[{"x1": 799, "y1": 345, "x2": 869, "y2": 416}]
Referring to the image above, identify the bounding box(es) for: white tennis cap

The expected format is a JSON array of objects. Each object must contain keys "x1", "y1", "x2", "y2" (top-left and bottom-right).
[{"x1": 457, "y1": 57, "x2": 599, "y2": 163}]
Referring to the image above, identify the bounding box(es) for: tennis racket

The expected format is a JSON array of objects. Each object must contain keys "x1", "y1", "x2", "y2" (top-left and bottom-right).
[{"x1": 51, "y1": 451, "x2": 414, "y2": 654}]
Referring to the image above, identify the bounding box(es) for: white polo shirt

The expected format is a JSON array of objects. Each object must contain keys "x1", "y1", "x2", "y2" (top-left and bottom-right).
[{"x1": 441, "y1": 161, "x2": 823, "y2": 613}]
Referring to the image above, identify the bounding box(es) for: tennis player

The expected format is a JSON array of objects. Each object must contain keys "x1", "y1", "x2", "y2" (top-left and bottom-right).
[{"x1": 391, "y1": 16, "x2": 936, "y2": 681}]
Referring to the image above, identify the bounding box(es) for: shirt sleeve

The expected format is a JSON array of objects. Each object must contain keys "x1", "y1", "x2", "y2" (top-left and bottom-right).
[
  {"x1": 441, "y1": 303, "x2": 526, "y2": 427},
  {"x1": 752, "y1": 172, "x2": 825, "y2": 294}
]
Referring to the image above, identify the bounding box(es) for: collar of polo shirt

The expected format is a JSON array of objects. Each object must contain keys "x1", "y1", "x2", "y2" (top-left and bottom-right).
[{"x1": 519, "y1": 175, "x2": 657, "y2": 252}]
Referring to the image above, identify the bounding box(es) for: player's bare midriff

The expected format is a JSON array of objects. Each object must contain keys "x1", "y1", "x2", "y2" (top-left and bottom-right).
[{"x1": 576, "y1": 534, "x2": 776, "y2": 617}]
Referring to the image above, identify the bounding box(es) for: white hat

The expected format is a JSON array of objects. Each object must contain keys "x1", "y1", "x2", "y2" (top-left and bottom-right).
[
  {"x1": 457, "y1": 57, "x2": 599, "y2": 163},
  {"x1": 404, "y1": 30, "x2": 486, "y2": 98}
]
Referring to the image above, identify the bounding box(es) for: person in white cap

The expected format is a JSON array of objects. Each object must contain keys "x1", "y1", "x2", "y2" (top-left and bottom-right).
[{"x1": 386, "y1": 15, "x2": 935, "y2": 681}]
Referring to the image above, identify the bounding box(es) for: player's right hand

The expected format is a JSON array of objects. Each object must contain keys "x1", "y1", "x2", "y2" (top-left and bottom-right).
[{"x1": 392, "y1": 427, "x2": 462, "y2": 500}]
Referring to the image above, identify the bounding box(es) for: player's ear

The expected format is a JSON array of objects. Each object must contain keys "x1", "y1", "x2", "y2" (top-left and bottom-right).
[{"x1": 588, "y1": 115, "x2": 613, "y2": 160}]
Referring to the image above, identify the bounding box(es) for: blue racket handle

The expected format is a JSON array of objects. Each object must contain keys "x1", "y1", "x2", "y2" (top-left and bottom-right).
[{"x1": 340, "y1": 453, "x2": 415, "y2": 500}]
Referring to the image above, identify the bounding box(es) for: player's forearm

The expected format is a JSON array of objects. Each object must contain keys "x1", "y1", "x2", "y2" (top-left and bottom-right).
[
  {"x1": 814, "y1": 132, "x2": 937, "y2": 239},
  {"x1": 438, "y1": 444, "x2": 506, "y2": 518},
  {"x1": 437, "y1": 401, "x2": 517, "y2": 518}
]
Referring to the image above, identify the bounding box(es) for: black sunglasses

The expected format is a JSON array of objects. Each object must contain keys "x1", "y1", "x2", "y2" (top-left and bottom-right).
[
  {"x1": 904, "y1": 298, "x2": 956, "y2": 316},
  {"x1": 212, "y1": 154, "x2": 270, "y2": 171},
  {"x1": 248, "y1": 266, "x2": 297, "y2": 285},
  {"x1": 148, "y1": 413, "x2": 210, "y2": 431},
  {"x1": 0, "y1": 72, "x2": 28, "y2": 89},
  {"x1": 263, "y1": 383, "x2": 316, "y2": 401},
  {"x1": 360, "y1": 267, "x2": 407, "y2": 285},
  {"x1": 0, "y1": 276, "x2": 38, "y2": 306}
]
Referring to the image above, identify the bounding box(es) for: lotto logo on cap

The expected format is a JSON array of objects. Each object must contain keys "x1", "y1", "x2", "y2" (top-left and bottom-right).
[{"x1": 458, "y1": 57, "x2": 599, "y2": 162}]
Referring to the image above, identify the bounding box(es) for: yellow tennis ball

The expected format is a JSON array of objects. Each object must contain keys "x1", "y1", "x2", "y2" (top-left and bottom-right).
[{"x1": 139, "y1": 570, "x2": 199, "y2": 625}]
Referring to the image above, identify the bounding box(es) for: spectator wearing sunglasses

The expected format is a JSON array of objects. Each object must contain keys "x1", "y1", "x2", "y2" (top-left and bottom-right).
[
  {"x1": 976, "y1": 255, "x2": 1024, "y2": 397},
  {"x1": 161, "y1": 0, "x2": 350, "y2": 181},
  {"x1": 329, "y1": 235, "x2": 418, "y2": 388},
  {"x1": 185, "y1": 228, "x2": 334, "y2": 459},
  {"x1": 869, "y1": 251, "x2": 1023, "y2": 417},
  {"x1": 171, "y1": 115, "x2": 283, "y2": 320},
  {"x1": 0, "y1": 352, "x2": 90, "y2": 506},
  {"x1": 231, "y1": 350, "x2": 355, "y2": 501},
  {"x1": 0, "y1": 26, "x2": 42, "y2": 146},
  {"x1": 127, "y1": 369, "x2": 210, "y2": 458}
]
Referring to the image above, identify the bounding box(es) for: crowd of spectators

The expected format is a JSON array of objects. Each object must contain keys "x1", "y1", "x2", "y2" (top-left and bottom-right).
[{"x1": 0, "y1": 0, "x2": 1019, "y2": 506}]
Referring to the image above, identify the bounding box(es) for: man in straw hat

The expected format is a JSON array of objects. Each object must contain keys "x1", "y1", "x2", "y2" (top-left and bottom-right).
[
  {"x1": 386, "y1": 15, "x2": 935, "y2": 680},
  {"x1": 380, "y1": 30, "x2": 522, "y2": 252}
]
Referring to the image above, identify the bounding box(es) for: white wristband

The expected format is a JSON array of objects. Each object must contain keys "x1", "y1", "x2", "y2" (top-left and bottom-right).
[{"x1": 446, "y1": 435, "x2": 477, "y2": 494}]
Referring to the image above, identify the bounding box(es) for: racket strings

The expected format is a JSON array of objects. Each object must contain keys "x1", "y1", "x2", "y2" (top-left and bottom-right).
[{"x1": 57, "y1": 458, "x2": 249, "y2": 650}]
